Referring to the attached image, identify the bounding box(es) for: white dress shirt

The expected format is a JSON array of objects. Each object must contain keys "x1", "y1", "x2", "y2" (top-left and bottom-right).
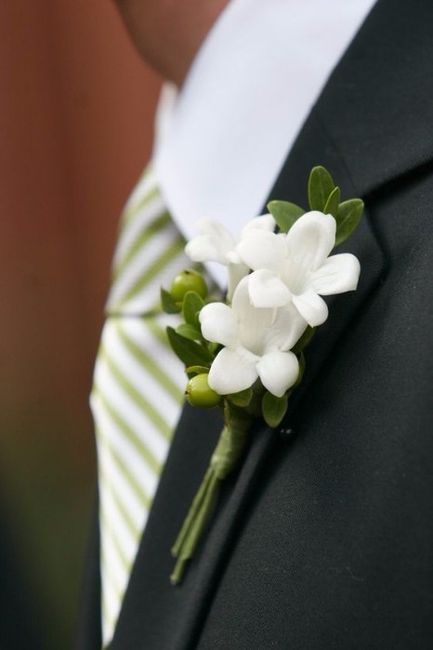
[{"x1": 153, "y1": 0, "x2": 376, "y2": 288}]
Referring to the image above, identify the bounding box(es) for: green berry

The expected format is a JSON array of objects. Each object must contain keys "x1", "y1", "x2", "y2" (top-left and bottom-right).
[
  {"x1": 170, "y1": 269, "x2": 208, "y2": 302},
  {"x1": 185, "y1": 374, "x2": 220, "y2": 408}
]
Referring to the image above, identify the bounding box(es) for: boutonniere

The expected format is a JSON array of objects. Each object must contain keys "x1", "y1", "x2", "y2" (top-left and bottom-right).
[{"x1": 161, "y1": 166, "x2": 364, "y2": 585}]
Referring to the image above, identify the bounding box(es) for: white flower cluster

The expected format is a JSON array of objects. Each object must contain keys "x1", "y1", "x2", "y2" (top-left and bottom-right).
[{"x1": 185, "y1": 212, "x2": 360, "y2": 398}]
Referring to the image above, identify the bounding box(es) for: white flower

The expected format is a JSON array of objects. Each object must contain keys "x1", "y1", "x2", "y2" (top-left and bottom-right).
[
  {"x1": 185, "y1": 215, "x2": 276, "y2": 300},
  {"x1": 199, "y1": 276, "x2": 307, "y2": 397},
  {"x1": 237, "y1": 210, "x2": 361, "y2": 327}
]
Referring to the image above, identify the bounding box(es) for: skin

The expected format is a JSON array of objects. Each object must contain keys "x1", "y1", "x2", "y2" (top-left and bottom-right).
[{"x1": 113, "y1": 0, "x2": 229, "y2": 85}]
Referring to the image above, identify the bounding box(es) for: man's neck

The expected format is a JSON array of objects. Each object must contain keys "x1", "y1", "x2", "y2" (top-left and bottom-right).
[{"x1": 114, "y1": 0, "x2": 229, "y2": 85}]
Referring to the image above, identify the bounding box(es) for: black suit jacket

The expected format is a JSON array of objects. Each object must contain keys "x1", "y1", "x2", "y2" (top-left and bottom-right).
[{"x1": 75, "y1": 1, "x2": 433, "y2": 647}]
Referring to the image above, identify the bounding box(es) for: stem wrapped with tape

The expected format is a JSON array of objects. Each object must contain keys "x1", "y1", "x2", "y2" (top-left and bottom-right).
[{"x1": 170, "y1": 403, "x2": 251, "y2": 585}]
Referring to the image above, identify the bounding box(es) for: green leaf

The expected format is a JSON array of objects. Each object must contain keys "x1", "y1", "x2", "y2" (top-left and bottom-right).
[
  {"x1": 267, "y1": 200, "x2": 305, "y2": 233},
  {"x1": 292, "y1": 326, "x2": 316, "y2": 355},
  {"x1": 160, "y1": 288, "x2": 181, "y2": 314},
  {"x1": 208, "y1": 341, "x2": 220, "y2": 355},
  {"x1": 166, "y1": 327, "x2": 212, "y2": 367},
  {"x1": 294, "y1": 352, "x2": 306, "y2": 388},
  {"x1": 185, "y1": 365, "x2": 211, "y2": 378},
  {"x1": 335, "y1": 198, "x2": 364, "y2": 246},
  {"x1": 308, "y1": 166, "x2": 335, "y2": 211},
  {"x1": 227, "y1": 387, "x2": 253, "y2": 408},
  {"x1": 261, "y1": 391, "x2": 288, "y2": 428},
  {"x1": 182, "y1": 291, "x2": 204, "y2": 327},
  {"x1": 323, "y1": 185, "x2": 341, "y2": 218},
  {"x1": 176, "y1": 323, "x2": 201, "y2": 341}
]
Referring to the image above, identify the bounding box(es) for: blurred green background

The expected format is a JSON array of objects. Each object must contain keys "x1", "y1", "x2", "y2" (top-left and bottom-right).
[{"x1": 0, "y1": 1, "x2": 160, "y2": 646}]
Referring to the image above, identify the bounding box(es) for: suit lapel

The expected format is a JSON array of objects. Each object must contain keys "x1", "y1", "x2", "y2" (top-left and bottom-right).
[
  {"x1": 107, "y1": 1, "x2": 433, "y2": 648},
  {"x1": 267, "y1": 109, "x2": 386, "y2": 411},
  {"x1": 312, "y1": 0, "x2": 433, "y2": 198}
]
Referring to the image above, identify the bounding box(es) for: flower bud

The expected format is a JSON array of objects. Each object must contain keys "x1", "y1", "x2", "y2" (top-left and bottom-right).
[
  {"x1": 170, "y1": 269, "x2": 208, "y2": 302},
  {"x1": 185, "y1": 373, "x2": 220, "y2": 408}
]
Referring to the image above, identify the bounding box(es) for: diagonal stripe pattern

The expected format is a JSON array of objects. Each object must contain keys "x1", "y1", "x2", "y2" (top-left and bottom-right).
[{"x1": 90, "y1": 166, "x2": 190, "y2": 647}]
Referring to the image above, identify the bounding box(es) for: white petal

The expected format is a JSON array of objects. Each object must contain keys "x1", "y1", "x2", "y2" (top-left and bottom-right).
[
  {"x1": 199, "y1": 303, "x2": 238, "y2": 347},
  {"x1": 263, "y1": 303, "x2": 307, "y2": 352},
  {"x1": 227, "y1": 262, "x2": 249, "y2": 302},
  {"x1": 285, "y1": 211, "x2": 336, "y2": 274},
  {"x1": 185, "y1": 235, "x2": 227, "y2": 264},
  {"x1": 185, "y1": 219, "x2": 235, "y2": 265},
  {"x1": 208, "y1": 347, "x2": 258, "y2": 395},
  {"x1": 237, "y1": 229, "x2": 287, "y2": 273},
  {"x1": 292, "y1": 289, "x2": 329, "y2": 327},
  {"x1": 310, "y1": 253, "x2": 361, "y2": 295},
  {"x1": 242, "y1": 213, "x2": 276, "y2": 235},
  {"x1": 257, "y1": 351, "x2": 299, "y2": 398},
  {"x1": 226, "y1": 250, "x2": 242, "y2": 264},
  {"x1": 196, "y1": 219, "x2": 236, "y2": 248},
  {"x1": 248, "y1": 269, "x2": 291, "y2": 308},
  {"x1": 231, "y1": 277, "x2": 275, "y2": 353}
]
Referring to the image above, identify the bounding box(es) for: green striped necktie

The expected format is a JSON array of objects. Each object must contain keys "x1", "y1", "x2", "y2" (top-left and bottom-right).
[{"x1": 90, "y1": 166, "x2": 190, "y2": 647}]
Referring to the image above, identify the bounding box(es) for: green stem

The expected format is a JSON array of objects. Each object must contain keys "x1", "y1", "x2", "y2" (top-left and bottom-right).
[
  {"x1": 170, "y1": 471, "x2": 220, "y2": 585},
  {"x1": 171, "y1": 466, "x2": 214, "y2": 558},
  {"x1": 170, "y1": 402, "x2": 252, "y2": 585}
]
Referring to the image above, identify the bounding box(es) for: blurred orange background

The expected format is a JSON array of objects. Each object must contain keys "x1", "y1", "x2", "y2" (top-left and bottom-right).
[{"x1": 0, "y1": 1, "x2": 160, "y2": 646}]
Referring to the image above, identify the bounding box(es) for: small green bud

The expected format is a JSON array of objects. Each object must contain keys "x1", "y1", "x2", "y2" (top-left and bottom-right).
[
  {"x1": 185, "y1": 373, "x2": 220, "y2": 408},
  {"x1": 170, "y1": 269, "x2": 208, "y2": 302}
]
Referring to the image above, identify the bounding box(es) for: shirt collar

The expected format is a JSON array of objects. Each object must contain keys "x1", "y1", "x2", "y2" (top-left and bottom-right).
[{"x1": 153, "y1": 0, "x2": 376, "y2": 247}]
